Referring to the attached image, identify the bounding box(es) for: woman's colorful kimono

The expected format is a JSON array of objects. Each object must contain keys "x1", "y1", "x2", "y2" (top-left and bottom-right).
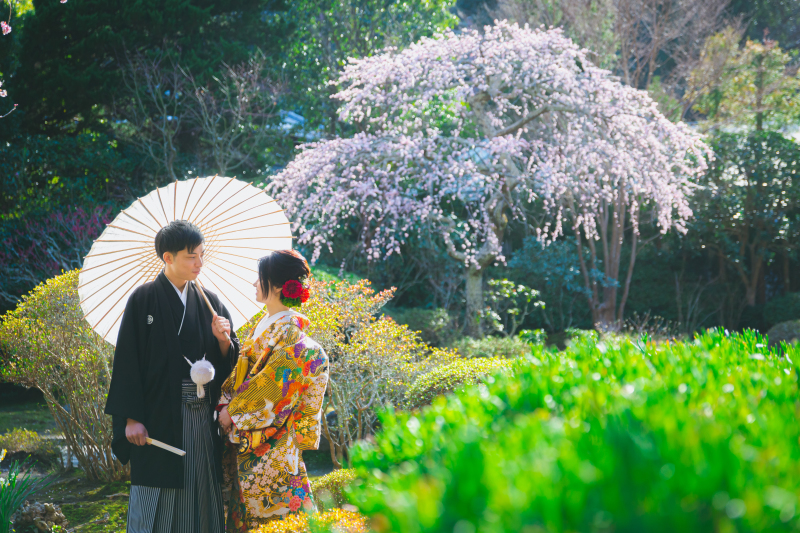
[{"x1": 219, "y1": 310, "x2": 329, "y2": 532}]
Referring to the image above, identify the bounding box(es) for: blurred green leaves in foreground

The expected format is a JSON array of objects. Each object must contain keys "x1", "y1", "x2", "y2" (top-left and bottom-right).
[{"x1": 347, "y1": 330, "x2": 800, "y2": 533}]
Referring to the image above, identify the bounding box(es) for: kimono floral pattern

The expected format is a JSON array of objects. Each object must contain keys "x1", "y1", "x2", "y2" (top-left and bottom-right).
[{"x1": 220, "y1": 311, "x2": 329, "y2": 532}]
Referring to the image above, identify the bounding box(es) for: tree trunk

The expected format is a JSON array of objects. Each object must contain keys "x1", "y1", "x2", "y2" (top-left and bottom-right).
[
  {"x1": 596, "y1": 288, "x2": 618, "y2": 330},
  {"x1": 465, "y1": 267, "x2": 484, "y2": 338}
]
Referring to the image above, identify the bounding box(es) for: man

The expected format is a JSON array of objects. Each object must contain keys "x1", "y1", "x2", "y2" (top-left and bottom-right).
[{"x1": 105, "y1": 220, "x2": 239, "y2": 533}]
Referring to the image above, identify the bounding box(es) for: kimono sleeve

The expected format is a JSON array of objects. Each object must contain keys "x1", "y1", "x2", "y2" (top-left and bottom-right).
[
  {"x1": 103, "y1": 290, "x2": 147, "y2": 465},
  {"x1": 227, "y1": 322, "x2": 328, "y2": 435},
  {"x1": 104, "y1": 291, "x2": 146, "y2": 422},
  {"x1": 294, "y1": 354, "x2": 329, "y2": 451}
]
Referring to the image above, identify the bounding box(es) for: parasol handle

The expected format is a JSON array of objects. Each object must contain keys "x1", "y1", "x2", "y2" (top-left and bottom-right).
[
  {"x1": 147, "y1": 437, "x2": 186, "y2": 456},
  {"x1": 194, "y1": 281, "x2": 232, "y2": 343}
]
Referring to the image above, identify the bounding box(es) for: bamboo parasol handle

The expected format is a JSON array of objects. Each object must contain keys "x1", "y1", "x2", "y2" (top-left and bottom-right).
[{"x1": 194, "y1": 281, "x2": 232, "y2": 343}]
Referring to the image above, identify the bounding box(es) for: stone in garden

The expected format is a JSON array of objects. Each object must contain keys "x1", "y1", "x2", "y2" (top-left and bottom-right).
[
  {"x1": 13, "y1": 500, "x2": 69, "y2": 532},
  {"x1": 766, "y1": 319, "x2": 800, "y2": 347}
]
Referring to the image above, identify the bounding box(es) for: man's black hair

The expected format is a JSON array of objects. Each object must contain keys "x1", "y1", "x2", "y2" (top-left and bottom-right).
[{"x1": 154, "y1": 220, "x2": 205, "y2": 262}]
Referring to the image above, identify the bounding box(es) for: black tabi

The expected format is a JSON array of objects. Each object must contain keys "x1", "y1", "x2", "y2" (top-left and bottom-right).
[{"x1": 104, "y1": 271, "x2": 240, "y2": 489}]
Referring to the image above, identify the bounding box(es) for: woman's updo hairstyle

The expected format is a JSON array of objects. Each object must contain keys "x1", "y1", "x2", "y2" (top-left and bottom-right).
[{"x1": 257, "y1": 250, "x2": 311, "y2": 308}]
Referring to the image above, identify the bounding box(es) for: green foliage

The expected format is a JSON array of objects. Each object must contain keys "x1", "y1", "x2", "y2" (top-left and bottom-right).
[
  {"x1": 482, "y1": 279, "x2": 543, "y2": 337},
  {"x1": 11, "y1": 0, "x2": 291, "y2": 131},
  {"x1": 517, "y1": 328, "x2": 547, "y2": 345},
  {"x1": 386, "y1": 307, "x2": 458, "y2": 347},
  {"x1": 286, "y1": 0, "x2": 458, "y2": 132},
  {"x1": 508, "y1": 237, "x2": 591, "y2": 332},
  {"x1": 0, "y1": 127, "x2": 137, "y2": 217},
  {"x1": 729, "y1": 0, "x2": 800, "y2": 63},
  {"x1": 404, "y1": 357, "x2": 515, "y2": 409},
  {"x1": 691, "y1": 131, "x2": 800, "y2": 309},
  {"x1": 0, "y1": 271, "x2": 125, "y2": 481},
  {"x1": 0, "y1": 450, "x2": 55, "y2": 533},
  {"x1": 311, "y1": 469, "x2": 358, "y2": 511},
  {"x1": 451, "y1": 336, "x2": 531, "y2": 360},
  {"x1": 347, "y1": 329, "x2": 800, "y2": 532},
  {"x1": 690, "y1": 35, "x2": 800, "y2": 130}
]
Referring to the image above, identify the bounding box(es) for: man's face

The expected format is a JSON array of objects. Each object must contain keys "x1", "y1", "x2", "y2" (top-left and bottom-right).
[{"x1": 164, "y1": 243, "x2": 204, "y2": 281}]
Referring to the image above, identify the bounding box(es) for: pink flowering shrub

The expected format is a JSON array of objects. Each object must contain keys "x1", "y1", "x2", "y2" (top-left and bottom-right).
[
  {"x1": 269, "y1": 22, "x2": 709, "y2": 331},
  {"x1": 0, "y1": 205, "x2": 113, "y2": 307}
]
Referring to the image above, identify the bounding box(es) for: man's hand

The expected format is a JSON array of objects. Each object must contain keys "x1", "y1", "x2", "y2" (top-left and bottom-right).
[
  {"x1": 218, "y1": 406, "x2": 232, "y2": 433},
  {"x1": 126, "y1": 418, "x2": 148, "y2": 446}
]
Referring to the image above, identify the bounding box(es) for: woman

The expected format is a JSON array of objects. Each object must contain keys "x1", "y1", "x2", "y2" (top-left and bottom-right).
[{"x1": 217, "y1": 250, "x2": 329, "y2": 531}]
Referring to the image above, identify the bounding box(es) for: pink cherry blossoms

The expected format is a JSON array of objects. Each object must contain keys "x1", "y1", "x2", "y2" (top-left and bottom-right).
[
  {"x1": 1, "y1": 21, "x2": 10, "y2": 35},
  {"x1": 269, "y1": 22, "x2": 709, "y2": 270}
]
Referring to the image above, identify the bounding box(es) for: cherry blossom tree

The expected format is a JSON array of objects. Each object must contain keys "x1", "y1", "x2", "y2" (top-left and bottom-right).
[{"x1": 269, "y1": 22, "x2": 709, "y2": 334}]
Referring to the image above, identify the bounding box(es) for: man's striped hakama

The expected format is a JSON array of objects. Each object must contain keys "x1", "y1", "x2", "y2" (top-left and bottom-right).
[{"x1": 127, "y1": 381, "x2": 224, "y2": 533}]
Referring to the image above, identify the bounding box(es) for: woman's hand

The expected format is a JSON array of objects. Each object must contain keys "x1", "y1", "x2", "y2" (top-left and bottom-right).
[
  {"x1": 219, "y1": 406, "x2": 232, "y2": 433},
  {"x1": 212, "y1": 313, "x2": 232, "y2": 356},
  {"x1": 211, "y1": 313, "x2": 231, "y2": 342}
]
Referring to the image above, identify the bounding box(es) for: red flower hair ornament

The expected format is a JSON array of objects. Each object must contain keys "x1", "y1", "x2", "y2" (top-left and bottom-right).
[{"x1": 280, "y1": 279, "x2": 310, "y2": 308}]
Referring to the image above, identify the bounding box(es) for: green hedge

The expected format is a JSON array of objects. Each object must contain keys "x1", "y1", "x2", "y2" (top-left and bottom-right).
[
  {"x1": 451, "y1": 336, "x2": 531, "y2": 359},
  {"x1": 404, "y1": 358, "x2": 515, "y2": 409},
  {"x1": 310, "y1": 469, "x2": 358, "y2": 511},
  {"x1": 347, "y1": 329, "x2": 800, "y2": 533}
]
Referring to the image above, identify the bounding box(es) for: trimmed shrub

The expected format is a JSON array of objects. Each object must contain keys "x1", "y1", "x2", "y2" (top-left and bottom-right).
[
  {"x1": 0, "y1": 429, "x2": 60, "y2": 468},
  {"x1": 404, "y1": 358, "x2": 514, "y2": 409},
  {"x1": 0, "y1": 270, "x2": 126, "y2": 481},
  {"x1": 252, "y1": 508, "x2": 368, "y2": 533},
  {"x1": 451, "y1": 335, "x2": 530, "y2": 359},
  {"x1": 347, "y1": 329, "x2": 800, "y2": 533},
  {"x1": 310, "y1": 469, "x2": 358, "y2": 511}
]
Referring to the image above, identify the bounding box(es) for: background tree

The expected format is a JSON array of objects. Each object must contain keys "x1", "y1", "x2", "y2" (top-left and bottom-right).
[
  {"x1": 184, "y1": 51, "x2": 288, "y2": 177},
  {"x1": 10, "y1": 0, "x2": 291, "y2": 133},
  {"x1": 269, "y1": 23, "x2": 708, "y2": 335},
  {"x1": 286, "y1": 0, "x2": 458, "y2": 135},
  {"x1": 688, "y1": 35, "x2": 800, "y2": 131},
  {"x1": 692, "y1": 132, "x2": 800, "y2": 309},
  {"x1": 115, "y1": 48, "x2": 187, "y2": 183},
  {"x1": 466, "y1": 0, "x2": 733, "y2": 119}
]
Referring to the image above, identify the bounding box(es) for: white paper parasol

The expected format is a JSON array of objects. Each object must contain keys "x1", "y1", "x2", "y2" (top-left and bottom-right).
[{"x1": 78, "y1": 175, "x2": 293, "y2": 345}]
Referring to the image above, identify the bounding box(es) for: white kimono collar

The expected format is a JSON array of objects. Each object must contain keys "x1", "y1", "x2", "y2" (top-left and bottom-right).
[{"x1": 252, "y1": 309, "x2": 305, "y2": 340}]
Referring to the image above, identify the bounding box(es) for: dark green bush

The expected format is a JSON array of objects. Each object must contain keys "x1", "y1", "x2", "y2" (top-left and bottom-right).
[
  {"x1": 347, "y1": 329, "x2": 800, "y2": 533},
  {"x1": 387, "y1": 307, "x2": 458, "y2": 347},
  {"x1": 404, "y1": 358, "x2": 514, "y2": 409},
  {"x1": 764, "y1": 293, "x2": 800, "y2": 329}
]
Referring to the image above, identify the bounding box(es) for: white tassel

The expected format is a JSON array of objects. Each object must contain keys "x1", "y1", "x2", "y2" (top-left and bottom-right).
[{"x1": 185, "y1": 356, "x2": 215, "y2": 398}]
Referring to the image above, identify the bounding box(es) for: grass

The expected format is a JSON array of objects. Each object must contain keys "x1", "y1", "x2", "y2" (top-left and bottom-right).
[{"x1": 0, "y1": 398, "x2": 56, "y2": 435}]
